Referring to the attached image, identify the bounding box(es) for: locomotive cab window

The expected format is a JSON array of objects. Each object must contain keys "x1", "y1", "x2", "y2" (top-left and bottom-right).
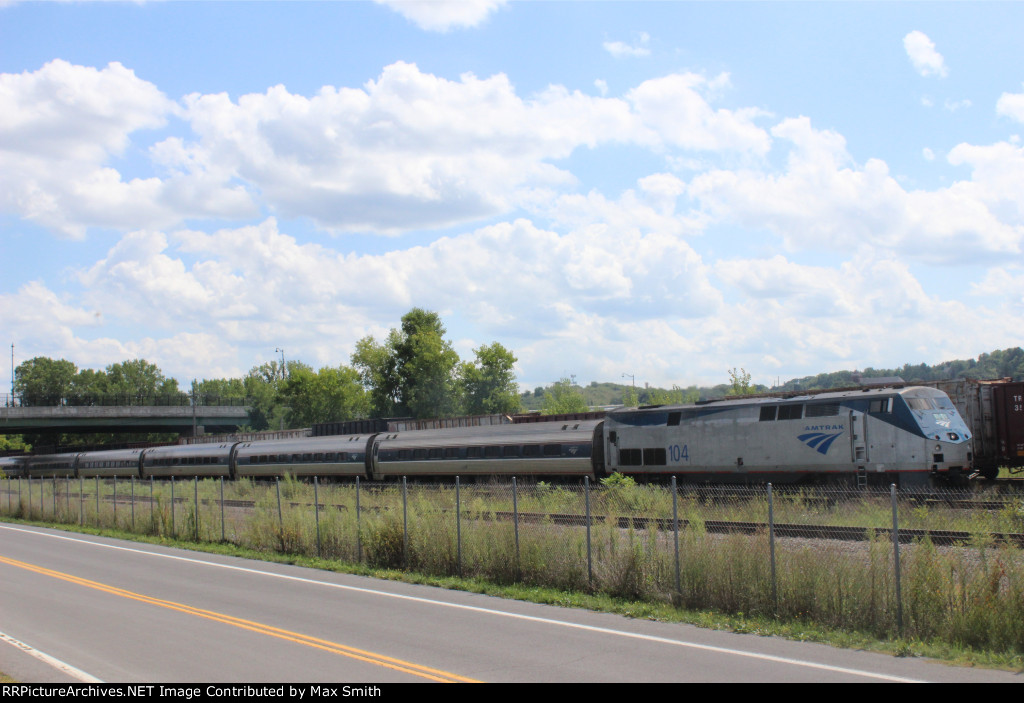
[
  {"x1": 869, "y1": 398, "x2": 893, "y2": 414},
  {"x1": 759, "y1": 406, "x2": 777, "y2": 422}
]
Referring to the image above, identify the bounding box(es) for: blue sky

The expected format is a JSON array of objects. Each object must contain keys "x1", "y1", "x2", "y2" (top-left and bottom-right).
[{"x1": 1, "y1": 1, "x2": 1022, "y2": 396}]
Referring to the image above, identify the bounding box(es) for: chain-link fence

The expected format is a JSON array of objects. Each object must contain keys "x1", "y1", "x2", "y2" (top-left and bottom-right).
[{"x1": 2, "y1": 475, "x2": 1022, "y2": 651}]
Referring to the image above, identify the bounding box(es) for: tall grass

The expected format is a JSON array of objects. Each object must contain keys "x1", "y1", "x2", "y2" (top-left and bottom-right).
[{"x1": 1, "y1": 475, "x2": 1022, "y2": 656}]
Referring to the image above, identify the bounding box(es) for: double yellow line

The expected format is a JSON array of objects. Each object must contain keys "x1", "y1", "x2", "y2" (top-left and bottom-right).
[{"x1": 0, "y1": 554, "x2": 479, "y2": 683}]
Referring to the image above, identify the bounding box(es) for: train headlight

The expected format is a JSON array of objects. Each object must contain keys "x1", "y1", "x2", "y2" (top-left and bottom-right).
[
  {"x1": 934, "y1": 444, "x2": 941, "y2": 451},
  {"x1": 947, "y1": 432, "x2": 959, "y2": 441}
]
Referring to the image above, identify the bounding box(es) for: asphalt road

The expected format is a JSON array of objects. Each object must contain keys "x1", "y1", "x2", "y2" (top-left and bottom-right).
[{"x1": 0, "y1": 522, "x2": 1019, "y2": 683}]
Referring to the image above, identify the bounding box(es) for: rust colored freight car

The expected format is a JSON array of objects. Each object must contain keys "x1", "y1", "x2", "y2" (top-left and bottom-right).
[{"x1": 922, "y1": 378, "x2": 1024, "y2": 478}]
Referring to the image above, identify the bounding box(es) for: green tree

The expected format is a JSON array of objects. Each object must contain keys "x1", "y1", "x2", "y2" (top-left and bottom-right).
[
  {"x1": 622, "y1": 385, "x2": 639, "y2": 407},
  {"x1": 726, "y1": 368, "x2": 753, "y2": 396},
  {"x1": 352, "y1": 308, "x2": 462, "y2": 419},
  {"x1": 243, "y1": 361, "x2": 290, "y2": 430},
  {"x1": 14, "y1": 357, "x2": 77, "y2": 406},
  {"x1": 105, "y1": 359, "x2": 181, "y2": 404},
  {"x1": 69, "y1": 368, "x2": 108, "y2": 405},
  {"x1": 193, "y1": 377, "x2": 246, "y2": 403},
  {"x1": 460, "y1": 342, "x2": 520, "y2": 415},
  {"x1": 281, "y1": 365, "x2": 369, "y2": 427},
  {"x1": 541, "y1": 377, "x2": 589, "y2": 415},
  {"x1": 648, "y1": 384, "x2": 699, "y2": 405}
]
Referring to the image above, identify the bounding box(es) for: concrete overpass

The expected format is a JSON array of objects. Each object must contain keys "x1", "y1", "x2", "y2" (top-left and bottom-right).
[{"x1": 0, "y1": 404, "x2": 251, "y2": 436}]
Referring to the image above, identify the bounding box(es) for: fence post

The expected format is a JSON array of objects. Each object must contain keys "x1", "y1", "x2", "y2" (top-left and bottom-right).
[
  {"x1": 314, "y1": 476, "x2": 321, "y2": 559},
  {"x1": 131, "y1": 476, "x2": 135, "y2": 532},
  {"x1": 220, "y1": 476, "x2": 225, "y2": 542},
  {"x1": 512, "y1": 476, "x2": 520, "y2": 578},
  {"x1": 193, "y1": 477, "x2": 199, "y2": 542},
  {"x1": 95, "y1": 476, "x2": 100, "y2": 527},
  {"x1": 356, "y1": 476, "x2": 362, "y2": 564},
  {"x1": 585, "y1": 476, "x2": 592, "y2": 586},
  {"x1": 402, "y1": 476, "x2": 409, "y2": 570},
  {"x1": 150, "y1": 477, "x2": 154, "y2": 533},
  {"x1": 768, "y1": 483, "x2": 777, "y2": 613},
  {"x1": 79, "y1": 476, "x2": 83, "y2": 525},
  {"x1": 891, "y1": 483, "x2": 903, "y2": 637},
  {"x1": 275, "y1": 477, "x2": 283, "y2": 548},
  {"x1": 171, "y1": 477, "x2": 175, "y2": 538},
  {"x1": 113, "y1": 476, "x2": 117, "y2": 527},
  {"x1": 456, "y1": 476, "x2": 462, "y2": 578},
  {"x1": 672, "y1": 476, "x2": 680, "y2": 604}
]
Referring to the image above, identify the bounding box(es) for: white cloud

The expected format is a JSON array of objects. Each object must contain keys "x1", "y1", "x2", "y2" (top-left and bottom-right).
[
  {"x1": 997, "y1": 86, "x2": 1024, "y2": 123},
  {"x1": 604, "y1": 33, "x2": 651, "y2": 58},
  {"x1": 171, "y1": 63, "x2": 768, "y2": 234},
  {"x1": 903, "y1": 30, "x2": 948, "y2": 78},
  {"x1": 0, "y1": 60, "x2": 253, "y2": 238},
  {"x1": 686, "y1": 116, "x2": 1023, "y2": 263},
  {"x1": 0, "y1": 59, "x2": 774, "y2": 238},
  {"x1": 374, "y1": 0, "x2": 507, "y2": 31},
  {"x1": 626, "y1": 73, "x2": 771, "y2": 155}
]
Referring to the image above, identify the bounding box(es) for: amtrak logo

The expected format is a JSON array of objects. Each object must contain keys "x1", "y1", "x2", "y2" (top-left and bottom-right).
[{"x1": 798, "y1": 431, "x2": 844, "y2": 455}]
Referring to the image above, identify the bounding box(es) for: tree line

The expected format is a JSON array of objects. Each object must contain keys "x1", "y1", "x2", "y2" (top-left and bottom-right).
[{"x1": 8, "y1": 308, "x2": 524, "y2": 435}]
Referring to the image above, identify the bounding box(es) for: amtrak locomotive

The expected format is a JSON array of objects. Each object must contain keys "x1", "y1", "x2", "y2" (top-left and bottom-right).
[{"x1": 2, "y1": 386, "x2": 973, "y2": 487}]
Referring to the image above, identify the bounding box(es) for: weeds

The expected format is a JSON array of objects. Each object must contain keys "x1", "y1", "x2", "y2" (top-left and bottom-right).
[{"x1": 1, "y1": 476, "x2": 1022, "y2": 660}]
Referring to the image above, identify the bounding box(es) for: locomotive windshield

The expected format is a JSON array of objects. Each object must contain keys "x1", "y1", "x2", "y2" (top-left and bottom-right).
[{"x1": 899, "y1": 388, "x2": 971, "y2": 442}]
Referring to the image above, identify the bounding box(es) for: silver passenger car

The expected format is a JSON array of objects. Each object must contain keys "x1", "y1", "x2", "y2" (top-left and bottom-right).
[
  {"x1": 234, "y1": 434, "x2": 372, "y2": 478},
  {"x1": 372, "y1": 420, "x2": 602, "y2": 479},
  {"x1": 77, "y1": 448, "x2": 145, "y2": 478},
  {"x1": 141, "y1": 443, "x2": 235, "y2": 478}
]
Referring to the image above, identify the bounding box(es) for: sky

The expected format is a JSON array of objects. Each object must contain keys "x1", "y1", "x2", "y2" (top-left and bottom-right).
[{"x1": 1, "y1": 0, "x2": 1023, "y2": 396}]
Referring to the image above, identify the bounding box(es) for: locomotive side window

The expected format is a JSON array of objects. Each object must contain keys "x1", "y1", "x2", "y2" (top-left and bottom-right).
[
  {"x1": 543, "y1": 444, "x2": 562, "y2": 456},
  {"x1": 643, "y1": 448, "x2": 667, "y2": 466},
  {"x1": 522, "y1": 445, "x2": 541, "y2": 457},
  {"x1": 778, "y1": 404, "x2": 803, "y2": 420},
  {"x1": 759, "y1": 406, "x2": 777, "y2": 422},
  {"x1": 805, "y1": 403, "x2": 839, "y2": 418},
  {"x1": 466, "y1": 447, "x2": 482, "y2": 459},
  {"x1": 667, "y1": 412, "x2": 681, "y2": 426},
  {"x1": 619, "y1": 448, "x2": 642, "y2": 466}
]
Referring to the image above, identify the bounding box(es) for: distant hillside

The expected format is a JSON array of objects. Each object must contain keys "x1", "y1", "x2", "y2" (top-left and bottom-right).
[
  {"x1": 521, "y1": 347, "x2": 1024, "y2": 409},
  {"x1": 775, "y1": 347, "x2": 1024, "y2": 392}
]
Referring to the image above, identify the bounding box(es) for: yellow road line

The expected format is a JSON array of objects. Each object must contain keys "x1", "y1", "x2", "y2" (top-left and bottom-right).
[{"x1": 0, "y1": 554, "x2": 480, "y2": 683}]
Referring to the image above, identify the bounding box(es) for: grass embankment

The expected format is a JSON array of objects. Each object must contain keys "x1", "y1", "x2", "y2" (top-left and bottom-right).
[{"x1": 2, "y1": 476, "x2": 1023, "y2": 672}]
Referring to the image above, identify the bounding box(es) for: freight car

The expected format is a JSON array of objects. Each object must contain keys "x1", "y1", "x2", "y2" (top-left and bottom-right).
[
  {"x1": 11, "y1": 385, "x2": 971, "y2": 488},
  {"x1": 920, "y1": 378, "x2": 1024, "y2": 479}
]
